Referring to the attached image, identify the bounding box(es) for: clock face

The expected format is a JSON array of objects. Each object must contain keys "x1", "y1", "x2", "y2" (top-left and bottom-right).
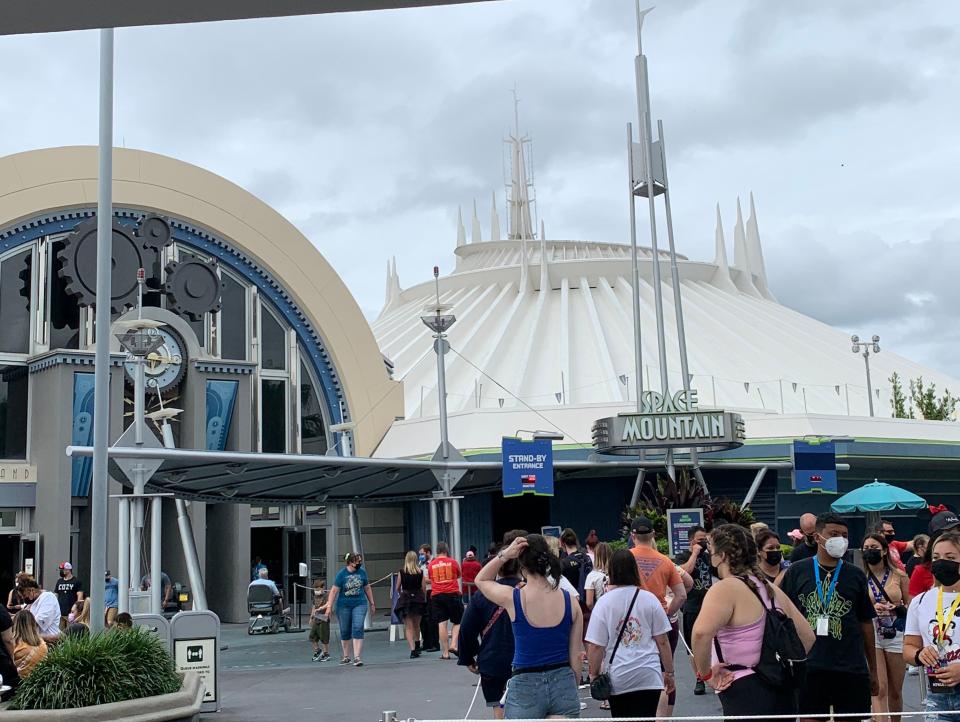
[{"x1": 123, "y1": 327, "x2": 186, "y2": 393}]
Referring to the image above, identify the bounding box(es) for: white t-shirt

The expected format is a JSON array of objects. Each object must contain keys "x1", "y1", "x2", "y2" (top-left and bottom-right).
[
  {"x1": 906, "y1": 588, "x2": 960, "y2": 664},
  {"x1": 585, "y1": 585, "x2": 671, "y2": 694},
  {"x1": 27, "y1": 590, "x2": 61, "y2": 639},
  {"x1": 585, "y1": 569, "x2": 608, "y2": 601}
]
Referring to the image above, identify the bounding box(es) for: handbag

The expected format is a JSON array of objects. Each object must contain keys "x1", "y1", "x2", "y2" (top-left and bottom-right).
[
  {"x1": 590, "y1": 588, "x2": 641, "y2": 701},
  {"x1": 869, "y1": 570, "x2": 908, "y2": 632}
]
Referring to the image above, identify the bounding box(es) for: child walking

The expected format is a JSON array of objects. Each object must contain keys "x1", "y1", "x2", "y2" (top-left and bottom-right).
[{"x1": 310, "y1": 579, "x2": 331, "y2": 662}]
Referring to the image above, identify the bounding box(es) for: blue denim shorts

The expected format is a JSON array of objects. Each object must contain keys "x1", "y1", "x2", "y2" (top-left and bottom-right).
[
  {"x1": 337, "y1": 603, "x2": 367, "y2": 641},
  {"x1": 504, "y1": 666, "x2": 580, "y2": 719},
  {"x1": 925, "y1": 685, "x2": 960, "y2": 721}
]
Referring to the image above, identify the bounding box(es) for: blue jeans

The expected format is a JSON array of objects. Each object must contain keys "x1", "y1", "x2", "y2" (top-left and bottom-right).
[
  {"x1": 925, "y1": 686, "x2": 960, "y2": 721},
  {"x1": 504, "y1": 666, "x2": 580, "y2": 719},
  {"x1": 337, "y1": 603, "x2": 367, "y2": 641}
]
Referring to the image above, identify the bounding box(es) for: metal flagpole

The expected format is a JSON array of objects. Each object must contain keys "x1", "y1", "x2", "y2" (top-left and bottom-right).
[{"x1": 88, "y1": 27, "x2": 114, "y2": 635}]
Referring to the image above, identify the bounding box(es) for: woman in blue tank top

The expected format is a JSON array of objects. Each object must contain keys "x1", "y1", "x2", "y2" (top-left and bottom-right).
[{"x1": 475, "y1": 533, "x2": 583, "y2": 719}]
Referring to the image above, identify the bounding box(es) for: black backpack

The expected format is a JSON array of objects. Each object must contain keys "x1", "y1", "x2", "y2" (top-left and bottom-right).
[
  {"x1": 560, "y1": 550, "x2": 593, "y2": 598},
  {"x1": 714, "y1": 577, "x2": 807, "y2": 689}
]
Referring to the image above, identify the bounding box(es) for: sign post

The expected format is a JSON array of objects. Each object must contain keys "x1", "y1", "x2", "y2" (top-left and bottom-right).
[
  {"x1": 666, "y1": 508, "x2": 705, "y2": 558},
  {"x1": 501, "y1": 438, "x2": 554, "y2": 497},
  {"x1": 170, "y1": 609, "x2": 220, "y2": 712}
]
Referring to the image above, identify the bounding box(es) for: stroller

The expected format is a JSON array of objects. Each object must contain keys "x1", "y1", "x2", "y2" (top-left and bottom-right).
[{"x1": 247, "y1": 583, "x2": 291, "y2": 635}]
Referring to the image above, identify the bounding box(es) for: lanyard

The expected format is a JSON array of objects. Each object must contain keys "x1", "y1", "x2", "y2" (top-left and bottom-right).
[
  {"x1": 869, "y1": 570, "x2": 890, "y2": 604},
  {"x1": 814, "y1": 560, "x2": 843, "y2": 613},
  {"x1": 935, "y1": 587, "x2": 960, "y2": 647}
]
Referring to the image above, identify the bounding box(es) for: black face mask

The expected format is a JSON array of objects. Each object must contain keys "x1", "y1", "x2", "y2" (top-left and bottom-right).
[
  {"x1": 884, "y1": 532, "x2": 895, "y2": 541},
  {"x1": 804, "y1": 534, "x2": 816, "y2": 547},
  {"x1": 932, "y1": 559, "x2": 960, "y2": 587},
  {"x1": 764, "y1": 550, "x2": 783, "y2": 566},
  {"x1": 862, "y1": 549, "x2": 883, "y2": 566}
]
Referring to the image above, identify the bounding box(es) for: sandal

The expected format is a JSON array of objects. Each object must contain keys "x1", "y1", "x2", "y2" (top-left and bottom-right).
[
  {"x1": 339, "y1": 657, "x2": 351, "y2": 665},
  {"x1": 599, "y1": 701, "x2": 610, "y2": 710}
]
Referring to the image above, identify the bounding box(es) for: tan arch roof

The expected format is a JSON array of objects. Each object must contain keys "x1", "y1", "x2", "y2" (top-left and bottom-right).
[{"x1": 0, "y1": 146, "x2": 402, "y2": 455}]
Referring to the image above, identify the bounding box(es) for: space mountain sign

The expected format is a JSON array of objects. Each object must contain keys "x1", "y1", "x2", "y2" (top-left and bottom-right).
[{"x1": 592, "y1": 390, "x2": 745, "y2": 454}]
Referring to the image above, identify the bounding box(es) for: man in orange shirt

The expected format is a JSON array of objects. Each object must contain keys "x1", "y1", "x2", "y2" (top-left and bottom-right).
[
  {"x1": 630, "y1": 516, "x2": 687, "y2": 717},
  {"x1": 427, "y1": 541, "x2": 462, "y2": 660}
]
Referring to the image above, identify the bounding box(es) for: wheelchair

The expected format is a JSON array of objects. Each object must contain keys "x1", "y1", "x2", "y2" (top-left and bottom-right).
[{"x1": 247, "y1": 584, "x2": 291, "y2": 635}]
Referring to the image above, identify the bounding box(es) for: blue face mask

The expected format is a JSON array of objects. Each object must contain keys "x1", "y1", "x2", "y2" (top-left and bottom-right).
[{"x1": 418, "y1": 554, "x2": 426, "y2": 565}]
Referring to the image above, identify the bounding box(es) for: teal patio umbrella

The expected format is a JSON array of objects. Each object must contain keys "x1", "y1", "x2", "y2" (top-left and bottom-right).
[{"x1": 831, "y1": 480, "x2": 927, "y2": 513}]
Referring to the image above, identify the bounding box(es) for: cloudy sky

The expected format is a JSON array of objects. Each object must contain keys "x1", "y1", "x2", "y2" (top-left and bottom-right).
[{"x1": 2, "y1": 0, "x2": 959, "y2": 375}]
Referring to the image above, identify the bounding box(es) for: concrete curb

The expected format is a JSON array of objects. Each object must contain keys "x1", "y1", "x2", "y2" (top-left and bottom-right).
[{"x1": 0, "y1": 671, "x2": 204, "y2": 721}]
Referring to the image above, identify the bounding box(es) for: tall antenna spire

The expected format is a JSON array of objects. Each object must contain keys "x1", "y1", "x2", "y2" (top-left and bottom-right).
[
  {"x1": 490, "y1": 190, "x2": 501, "y2": 242},
  {"x1": 746, "y1": 192, "x2": 775, "y2": 300},
  {"x1": 456, "y1": 205, "x2": 466, "y2": 248},
  {"x1": 506, "y1": 84, "x2": 535, "y2": 242},
  {"x1": 471, "y1": 198, "x2": 482, "y2": 244}
]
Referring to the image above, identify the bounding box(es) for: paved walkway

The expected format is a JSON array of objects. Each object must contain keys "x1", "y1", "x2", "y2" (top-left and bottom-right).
[{"x1": 208, "y1": 622, "x2": 928, "y2": 720}]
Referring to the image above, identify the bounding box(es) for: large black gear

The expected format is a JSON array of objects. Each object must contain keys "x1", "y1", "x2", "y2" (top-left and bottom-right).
[
  {"x1": 58, "y1": 218, "x2": 153, "y2": 314},
  {"x1": 164, "y1": 252, "x2": 225, "y2": 321},
  {"x1": 136, "y1": 215, "x2": 173, "y2": 293}
]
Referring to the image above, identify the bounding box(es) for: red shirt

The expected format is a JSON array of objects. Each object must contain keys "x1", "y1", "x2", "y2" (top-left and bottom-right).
[
  {"x1": 461, "y1": 559, "x2": 482, "y2": 584},
  {"x1": 887, "y1": 539, "x2": 908, "y2": 572},
  {"x1": 428, "y1": 556, "x2": 461, "y2": 595},
  {"x1": 909, "y1": 562, "x2": 934, "y2": 598}
]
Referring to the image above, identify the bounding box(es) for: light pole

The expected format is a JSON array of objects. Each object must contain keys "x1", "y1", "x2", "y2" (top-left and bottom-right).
[
  {"x1": 421, "y1": 266, "x2": 461, "y2": 561},
  {"x1": 851, "y1": 334, "x2": 880, "y2": 417}
]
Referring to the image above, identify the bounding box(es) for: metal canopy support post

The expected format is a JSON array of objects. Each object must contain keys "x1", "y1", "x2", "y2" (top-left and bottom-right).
[
  {"x1": 118, "y1": 497, "x2": 130, "y2": 614},
  {"x1": 629, "y1": 468, "x2": 646, "y2": 509},
  {"x1": 741, "y1": 466, "x2": 769, "y2": 509},
  {"x1": 429, "y1": 499, "x2": 438, "y2": 553},
  {"x1": 348, "y1": 503, "x2": 362, "y2": 555},
  {"x1": 150, "y1": 497, "x2": 162, "y2": 614},
  {"x1": 88, "y1": 27, "x2": 114, "y2": 635}
]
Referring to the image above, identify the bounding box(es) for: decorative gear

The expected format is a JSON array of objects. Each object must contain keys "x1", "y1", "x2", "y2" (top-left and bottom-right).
[
  {"x1": 164, "y1": 252, "x2": 225, "y2": 321},
  {"x1": 58, "y1": 218, "x2": 152, "y2": 314},
  {"x1": 136, "y1": 214, "x2": 173, "y2": 252}
]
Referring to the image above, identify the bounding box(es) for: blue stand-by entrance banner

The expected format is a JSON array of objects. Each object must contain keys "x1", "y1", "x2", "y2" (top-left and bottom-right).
[
  {"x1": 501, "y1": 437, "x2": 554, "y2": 497},
  {"x1": 792, "y1": 440, "x2": 838, "y2": 494}
]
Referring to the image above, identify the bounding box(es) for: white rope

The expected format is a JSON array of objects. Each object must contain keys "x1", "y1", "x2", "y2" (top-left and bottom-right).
[
  {"x1": 462, "y1": 678, "x2": 482, "y2": 720},
  {"x1": 409, "y1": 712, "x2": 949, "y2": 722}
]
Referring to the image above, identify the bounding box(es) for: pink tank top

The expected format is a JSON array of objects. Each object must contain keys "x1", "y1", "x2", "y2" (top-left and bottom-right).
[{"x1": 711, "y1": 576, "x2": 772, "y2": 681}]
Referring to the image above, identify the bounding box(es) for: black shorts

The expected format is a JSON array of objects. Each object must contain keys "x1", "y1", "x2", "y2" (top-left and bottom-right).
[
  {"x1": 430, "y1": 592, "x2": 463, "y2": 624},
  {"x1": 800, "y1": 669, "x2": 871, "y2": 720},
  {"x1": 719, "y1": 673, "x2": 797, "y2": 722},
  {"x1": 480, "y1": 674, "x2": 509, "y2": 707}
]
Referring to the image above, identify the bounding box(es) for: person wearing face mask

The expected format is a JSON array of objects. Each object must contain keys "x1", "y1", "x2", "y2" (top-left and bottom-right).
[
  {"x1": 876, "y1": 520, "x2": 913, "y2": 573},
  {"x1": 778, "y1": 512, "x2": 878, "y2": 721},
  {"x1": 790, "y1": 513, "x2": 820, "y2": 563},
  {"x1": 861, "y1": 533, "x2": 910, "y2": 722},
  {"x1": 325, "y1": 552, "x2": 375, "y2": 667},
  {"x1": 910, "y1": 511, "x2": 960, "y2": 598},
  {"x1": 691, "y1": 525, "x2": 814, "y2": 722},
  {"x1": 756, "y1": 530, "x2": 788, "y2": 584},
  {"x1": 679, "y1": 526, "x2": 712, "y2": 696},
  {"x1": 904, "y1": 532, "x2": 960, "y2": 717}
]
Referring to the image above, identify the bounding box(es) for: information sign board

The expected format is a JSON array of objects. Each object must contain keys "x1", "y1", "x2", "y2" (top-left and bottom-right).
[
  {"x1": 667, "y1": 508, "x2": 705, "y2": 558},
  {"x1": 501, "y1": 438, "x2": 554, "y2": 497},
  {"x1": 792, "y1": 440, "x2": 838, "y2": 494},
  {"x1": 174, "y1": 637, "x2": 217, "y2": 704}
]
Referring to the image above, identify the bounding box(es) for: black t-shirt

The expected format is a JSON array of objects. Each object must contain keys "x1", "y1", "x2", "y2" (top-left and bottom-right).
[
  {"x1": 55, "y1": 576, "x2": 83, "y2": 616},
  {"x1": 780, "y1": 557, "x2": 876, "y2": 674},
  {"x1": 789, "y1": 542, "x2": 818, "y2": 563},
  {"x1": 0, "y1": 605, "x2": 20, "y2": 694},
  {"x1": 683, "y1": 547, "x2": 713, "y2": 613}
]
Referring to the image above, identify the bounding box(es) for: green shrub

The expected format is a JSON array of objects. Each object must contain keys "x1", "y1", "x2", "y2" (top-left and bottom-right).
[
  {"x1": 606, "y1": 539, "x2": 628, "y2": 552},
  {"x1": 10, "y1": 627, "x2": 181, "y2": 710}
]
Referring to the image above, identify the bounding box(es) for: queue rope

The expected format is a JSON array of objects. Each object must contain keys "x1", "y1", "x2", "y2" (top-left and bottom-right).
[
  {"x1": 293, "y1": 571, "x2": 395, "y2": 593},
  {"x1": 408, "y1": 713, "x2": 953, "y2": 722}
]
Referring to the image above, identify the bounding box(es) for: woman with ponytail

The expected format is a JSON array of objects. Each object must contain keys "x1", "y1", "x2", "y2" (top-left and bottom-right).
[
  {"x1": 691, "y1": 524, "x2": 815, "y2": 722},
  {"x1": 475, "y1": 534, "x2": 583, "y2": 719}
]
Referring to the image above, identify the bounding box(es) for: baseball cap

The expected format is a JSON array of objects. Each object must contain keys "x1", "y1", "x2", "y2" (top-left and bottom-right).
[
  {"x1": 60, "y1": 562, "x2": 73, "y2": 571},
  {"x1": 465, "y1": 551, "x2": 475, "y2": 559},
  {"x1": 930, "y1": 510, "x2": 960, "y2": 534},
  {"x1": 631, "y1": 516, "x2": 655, "y2": 534}
]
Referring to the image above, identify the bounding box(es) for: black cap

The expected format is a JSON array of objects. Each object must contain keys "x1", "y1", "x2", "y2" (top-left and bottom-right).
[
  {"x1": 631, "y1": 516, "x2": 654, "y2": 534},
  {"x1": 930, "y1": 510, "x2": 960, "y2": 535}
]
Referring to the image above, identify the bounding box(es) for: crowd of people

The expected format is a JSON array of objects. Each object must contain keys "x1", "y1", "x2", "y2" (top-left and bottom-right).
[{"x1": 296, "y1": 507, "x2": 960, "y2": 720}]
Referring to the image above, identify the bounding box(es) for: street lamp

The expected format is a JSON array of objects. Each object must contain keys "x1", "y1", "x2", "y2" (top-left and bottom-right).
[
  {"x1": 515, "y1": 429, "x2": 564, "y2": 442},
  {"x1": 851, "y1": 334, "x2": 880, "y2": 417}
]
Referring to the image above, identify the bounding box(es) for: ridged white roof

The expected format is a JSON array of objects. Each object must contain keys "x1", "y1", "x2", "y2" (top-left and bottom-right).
[{"x1": 372, "y1": 196, "x2": 960, "y2": 425}]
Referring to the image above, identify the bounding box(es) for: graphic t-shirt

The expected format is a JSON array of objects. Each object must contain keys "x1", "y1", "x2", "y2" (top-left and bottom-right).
[
  {"x1": 905, "y1": 588, "x2": 960, "y2": 667},
  {"x1": 312, "y1": 588, "x2": 329, "y2": 622},
  {"x1": 585, "y1": 586, "x2": 672, "y2": 694},
  {"x1": 683, "y1": 548, "x2": 713, "y2": 613},
  {"x1": 630, "y1": 546, "x2": 681, "y2": 613},
  {"x1": 55, "y1": 577, "x2": 83, "y2": 616},
  {"x1": 334, "y1": 567, "x2": 369, "y2": 607},
  {"x1": 428, "y1": 556, "x2": 461, "y2": 595},
  {"x1": 779, "y1": 557, "x2": 876, "y2": 674},
  {"x1": 585, "y1": 569, "x2": 608, "y2": 602}
]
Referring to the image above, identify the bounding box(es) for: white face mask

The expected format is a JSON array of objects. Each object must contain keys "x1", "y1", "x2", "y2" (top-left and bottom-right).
[{"x1": 824, "y1": 536, "x2": 848, "y2": 559}]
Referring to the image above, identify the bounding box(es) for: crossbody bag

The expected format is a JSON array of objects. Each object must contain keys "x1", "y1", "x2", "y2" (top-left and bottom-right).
[{"x1": 590, "y1": 588, "x2": 641, "y2": 701}]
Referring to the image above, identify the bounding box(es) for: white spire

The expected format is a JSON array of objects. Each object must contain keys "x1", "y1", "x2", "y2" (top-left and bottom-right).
[
  {"x1": 519, "y1": 238, "x2": 531, "y2": 293},
  {"x1": 539, "y1": 219, "x2": 550, "y2": 291},
  {"x1": 471, "y1": 198, "x2": 482, "y2": 244},
  {"x1": 383, "y1": 256, "x2": 401, "y2": 311},
  {"x1": 732, "y1": 197, "x2": 760, "y2": 297},
  {"x1": 507, "y1": 87, "x2": 535, "y2": 242},
  {"x1": 456, "y1": 206, "x2": 466, "y2": 248},
  {"x1": 490, "y1": 190, "x2": 501, "y2": 242},
  {"x1": 746, "y1": 192, "x2": 775, "y2": 300},
  {"x1": 711, "y1": 204, "x2": 738, "y2": 293}
]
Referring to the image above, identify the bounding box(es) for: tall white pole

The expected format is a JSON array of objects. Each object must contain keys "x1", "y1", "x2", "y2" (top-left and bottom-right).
[
  {"x1": 117, "y1": 497, "x2": 129, "y2": 614},
  {"x1": 626, "y1": 125, "x2": 644, "y2": 412},
  {"x1": 88, "y1": 27, "x2": 114, "y2": 635},
  {"x1": 150, "y1": 497, "x2": 162, "y2": 614},
  {"x1": 864, "y1": 351, "x2": 875, "y2": 417}
]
